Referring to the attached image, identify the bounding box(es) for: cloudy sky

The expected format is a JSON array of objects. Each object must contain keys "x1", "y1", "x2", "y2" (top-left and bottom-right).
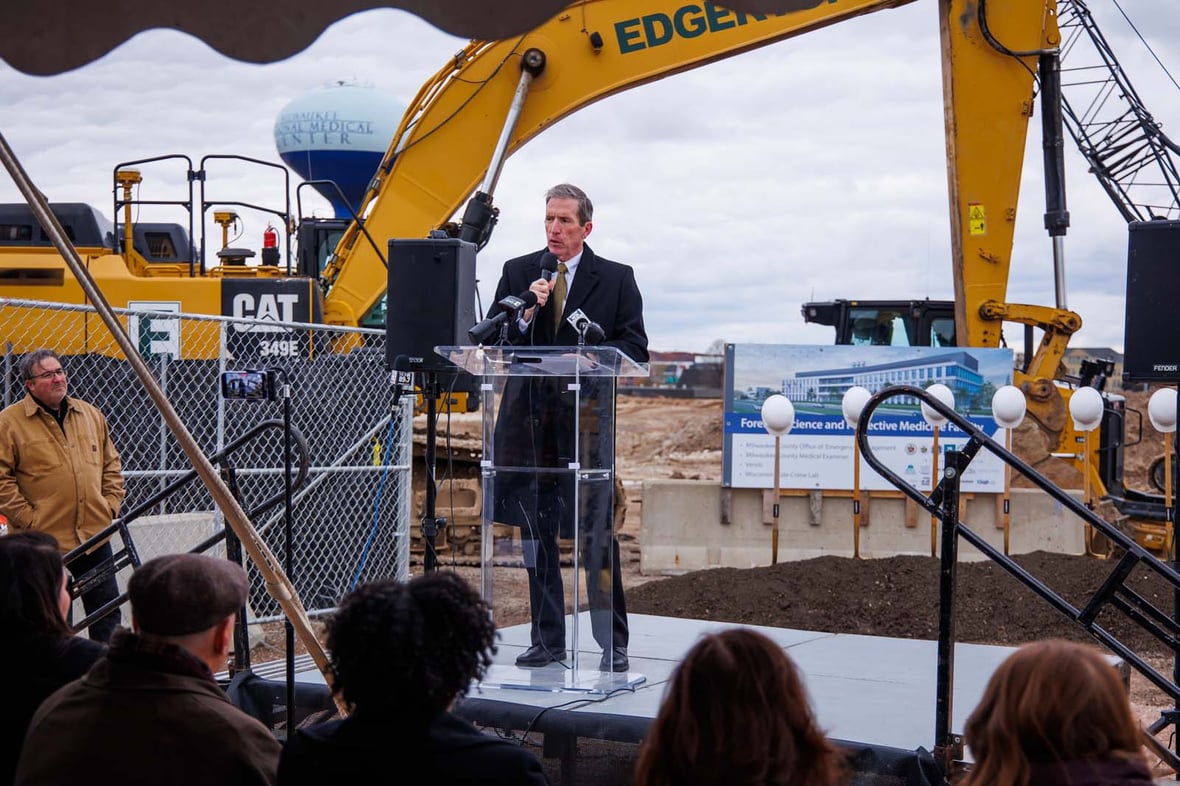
[{"x1": 1, "y1": 1, "x2": 1178, "y2": 355}]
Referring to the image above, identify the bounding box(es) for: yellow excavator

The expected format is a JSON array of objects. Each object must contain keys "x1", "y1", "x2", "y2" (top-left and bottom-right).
[
  {"x1": 0, "y1": 0, "x2": 1172, "y2": 543},
  {"x1": 0, "y1": 0, "x2": 1060, "y2": 338}
]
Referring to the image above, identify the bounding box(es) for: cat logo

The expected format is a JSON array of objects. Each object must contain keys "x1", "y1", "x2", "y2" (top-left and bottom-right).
[{"x1": 231, "y1": 292, "x2": 301, "y2": 334}]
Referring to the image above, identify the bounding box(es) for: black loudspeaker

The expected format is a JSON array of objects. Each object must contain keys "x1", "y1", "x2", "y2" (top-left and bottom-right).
[
  {"x1": 385, "y1": 238, "x2": 476, "y2": 371},
  {"x1": 1124, "y1": 220, "x2": 1180, "y2": 382}
]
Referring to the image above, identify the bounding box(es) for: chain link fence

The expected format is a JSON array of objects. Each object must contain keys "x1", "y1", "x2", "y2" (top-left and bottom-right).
[{"x1": 1, "y1": 297, "x2": 411, "y2": 624}]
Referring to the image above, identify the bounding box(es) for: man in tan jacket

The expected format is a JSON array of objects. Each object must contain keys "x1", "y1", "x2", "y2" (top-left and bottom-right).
[{"x1": 0, "y1": 348, "x2": 125, "y2": 640}]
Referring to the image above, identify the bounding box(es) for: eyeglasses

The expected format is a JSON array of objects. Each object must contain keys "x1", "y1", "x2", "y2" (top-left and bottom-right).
[{"x1": 29, "y1": 368, "x2": 66, "y2": 381}]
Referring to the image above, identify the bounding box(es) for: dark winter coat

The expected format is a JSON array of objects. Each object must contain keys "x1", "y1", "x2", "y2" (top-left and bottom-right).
[
  {"x1": 15, "y1": 630, "x2": 280, "y2": 786},
  {"x1": 2, "y1": 632, "x2": 105, "y2": 785},
  {"x1": 277, "y1": 711, "x2": 548, "y2": 786}
]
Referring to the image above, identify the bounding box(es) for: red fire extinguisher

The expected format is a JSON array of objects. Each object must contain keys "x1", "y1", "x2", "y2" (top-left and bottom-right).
[{"x1": 262, "y1": 223, "x2": 280, "y2": 266}]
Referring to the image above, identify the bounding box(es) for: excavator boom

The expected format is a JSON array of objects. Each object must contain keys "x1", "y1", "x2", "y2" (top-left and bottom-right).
[
  {"x1": 323, "y1": 0, "x2": 1074, "y2": 448},
  {"x1": 321, "y1": 0, "x2": 960, "y2": 326},
  {"x1": 321, "y1": 0, "x2": 1079, "y2": 459}
]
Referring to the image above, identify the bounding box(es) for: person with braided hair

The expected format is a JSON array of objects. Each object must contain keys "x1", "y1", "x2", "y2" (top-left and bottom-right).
[{"x1": 277, "y1": 571, "x2": 547, "y2": 786}]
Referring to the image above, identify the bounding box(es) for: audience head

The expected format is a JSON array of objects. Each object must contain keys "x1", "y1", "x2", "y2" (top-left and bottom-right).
[
  {"x1": 0, "y1": 530, "x2": 72, "y2": 637},
  {"x1": 327, "y1": 570, "x2": 496, "y2": 718},
  {"x1": 634, "y1": 627, "x2": 845, "y2": 786},
  {"x1": 962, "y1": 638, "x2": 1147, "y2": 786},
  {"x1": 127, "y1": 553, "x2": 249, "y2": 670}
]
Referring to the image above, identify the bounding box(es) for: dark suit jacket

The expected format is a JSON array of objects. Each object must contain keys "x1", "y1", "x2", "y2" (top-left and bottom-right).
[
  {"x1": 486, "y1": 244, "x2": 649, "y2": 363},
  {"x1": 486, "y1": 245, "x2": 649, "y2": 534}
]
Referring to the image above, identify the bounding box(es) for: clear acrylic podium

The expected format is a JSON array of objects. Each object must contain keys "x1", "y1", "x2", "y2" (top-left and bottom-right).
[{"x1": 439, "y1": 345, "x2": 649, "y2": 693}]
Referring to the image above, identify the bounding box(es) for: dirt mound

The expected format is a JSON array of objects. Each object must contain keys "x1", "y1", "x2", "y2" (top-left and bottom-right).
[{"x1": 627, "y1": 550, "x2": 1175, "y2": 660}]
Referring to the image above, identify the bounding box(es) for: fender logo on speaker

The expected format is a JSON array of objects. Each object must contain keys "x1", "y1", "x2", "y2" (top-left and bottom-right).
[{"x1": 1153, "y1": 364, "x2": 1178, "y2": 372}]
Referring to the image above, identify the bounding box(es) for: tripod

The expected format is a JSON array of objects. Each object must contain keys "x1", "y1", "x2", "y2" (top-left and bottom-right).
[{"x1": 419, "y1": 370, "x2": 446, "y2": 572}]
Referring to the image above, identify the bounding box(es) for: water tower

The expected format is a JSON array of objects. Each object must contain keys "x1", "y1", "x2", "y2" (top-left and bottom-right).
[{"x1": 274, "y1": 82, "x2": 404, "y2": 218}]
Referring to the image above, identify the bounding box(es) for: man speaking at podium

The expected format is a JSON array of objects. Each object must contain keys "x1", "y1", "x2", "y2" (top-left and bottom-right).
[{"x1": 485, "y1": 183, "x2": 648, "y2": 673}]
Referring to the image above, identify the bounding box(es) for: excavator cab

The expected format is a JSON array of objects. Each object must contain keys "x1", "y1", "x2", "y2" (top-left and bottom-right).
[
  {"x1": 803, "y1": 299, "x2": 956, "y2": 348},
  {"x1": 295, "y1": 218, "x2": 349, "y2": 281}
]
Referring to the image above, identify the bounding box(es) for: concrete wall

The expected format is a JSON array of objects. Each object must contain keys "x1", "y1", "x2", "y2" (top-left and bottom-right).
[{"x1": 640, "y1": 481, "x2": 1087, "y2": 574}]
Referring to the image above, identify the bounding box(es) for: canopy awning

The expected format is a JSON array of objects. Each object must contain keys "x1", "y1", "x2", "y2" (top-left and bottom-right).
[{"x1": 1, "y1": 0, "x2": 797, "y2": 76}]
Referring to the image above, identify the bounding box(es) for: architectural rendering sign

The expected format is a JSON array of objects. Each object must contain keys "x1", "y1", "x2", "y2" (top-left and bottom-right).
[{"x1": 723, "y1": 344, "x2": 1015, "y2": 491}]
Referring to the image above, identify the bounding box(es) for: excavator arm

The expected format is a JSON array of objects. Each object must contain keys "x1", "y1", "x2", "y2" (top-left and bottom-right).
[
  {"x1": 942, "y1": 0, "x2": 1116, "y2": 495},
  {"x1": 938, "y1": 0, "x2": 1085, "y2": 448},
  {"x1": 323, "y1": 0, "x2": 1075, "y2": 451},
  {"x1": 321, "y1": 0, "x2": 1062, "y2": 331},
  {"x1": 320, "y1": 0, "x2": 1081, "y2": 448},
  {"x1": 978, "y1": 299, "x2": 1080, "y2": 438},
  {"x1": 319, "y1": 0, "x2": 961, "y2": 326}
]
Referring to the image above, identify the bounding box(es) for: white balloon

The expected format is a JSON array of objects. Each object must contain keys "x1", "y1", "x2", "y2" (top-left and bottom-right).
[
  {"x1": 921, "y1": 383, "x2": 955, "y2": 427},
  {"x1": 842, "y1": 386, "x2": 872, "y2": 428},
  {"x1": 1068, "y1": 386, "x2": 1104, "y2": 432},
  {"x1": 991, "y1": 385, "x2": 1027, "y2": 429},
  {"x1": 1148, "y1": 388, "x2": 1178, "y2": 433},
  {"x1": 761, "y1": 394, "x2": 795, "y2": 437}
]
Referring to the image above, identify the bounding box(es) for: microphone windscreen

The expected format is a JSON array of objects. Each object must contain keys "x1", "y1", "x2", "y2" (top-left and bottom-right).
[{"x1": 539, "y1": 251, "x2": 558, "y2": 277}]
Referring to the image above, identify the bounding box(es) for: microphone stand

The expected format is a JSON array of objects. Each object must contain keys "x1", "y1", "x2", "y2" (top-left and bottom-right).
[
  {"x1": 497, "y1": 313, "x2": 512, "y2": 345},
  {"x1": 496, "y1": 305, "x2": 529, "y2": 345},
  {"x1": 421, "y1": 370, "x2": 443, "y2": 572},
  {"x1": 269, "y1": 366, "x2": 296, "y2": 738}
]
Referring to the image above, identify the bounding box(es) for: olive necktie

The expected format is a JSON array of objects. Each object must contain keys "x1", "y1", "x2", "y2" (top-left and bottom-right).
[{"x1": 553, "y1": 261, "x2": 568, "y2": 331}]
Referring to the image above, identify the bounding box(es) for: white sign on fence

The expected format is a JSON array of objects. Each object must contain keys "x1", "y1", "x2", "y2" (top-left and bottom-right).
[{"x1": 128, "y1": 301, "x2": 181, "y2": 359}]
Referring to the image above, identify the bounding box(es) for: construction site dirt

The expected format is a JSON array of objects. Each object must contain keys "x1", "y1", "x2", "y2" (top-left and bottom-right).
[{"x1": 259, "y1": 390, "x2": 1180, "y2": 784}]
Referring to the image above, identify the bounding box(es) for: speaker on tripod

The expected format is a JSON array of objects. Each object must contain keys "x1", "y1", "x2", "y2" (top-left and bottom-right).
[
  {"x1": 385, "y1": 237, "x2": 477, "y2": 372},
  {"x1": 1124, "y1": 219, "x2": 1180, "y2": 383}
]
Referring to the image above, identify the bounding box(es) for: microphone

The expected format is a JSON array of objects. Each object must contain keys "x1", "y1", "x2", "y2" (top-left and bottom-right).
[
  {"x1": 468, "y1": 290, "x2": 539, "y2": 345},
  {"x1": 496, "y1": 292, "x2": 534, "y2": 314},
  {"x1": 390, "y1": 354, "x2": 413, "y2": 406},
  {"x1": 565, "y1": 308, "x2": 605, "y2": 345},
  {"x1": 583, "y1": 321, "x2": 605, "y2": 345},
  {"x1": 539, "y1": 251, "x2": 558, "y2": 282}
]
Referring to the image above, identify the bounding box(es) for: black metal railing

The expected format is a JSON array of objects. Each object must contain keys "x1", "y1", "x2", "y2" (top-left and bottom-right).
[
  {"x1": 64, "y1": 418, "x2": 311, "y2": 636},
  {"x1": 855, "y1": 384, "x2": 1180, "y2": 777}
]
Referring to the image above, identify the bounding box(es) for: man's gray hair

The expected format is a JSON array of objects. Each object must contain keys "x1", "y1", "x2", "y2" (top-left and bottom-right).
[
  {"x1": 546, "y1": 183, "x2": 593, "y2": 225},
  {"x1": 20, "y1": 349, "x2": 61, "y2": 381}
]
